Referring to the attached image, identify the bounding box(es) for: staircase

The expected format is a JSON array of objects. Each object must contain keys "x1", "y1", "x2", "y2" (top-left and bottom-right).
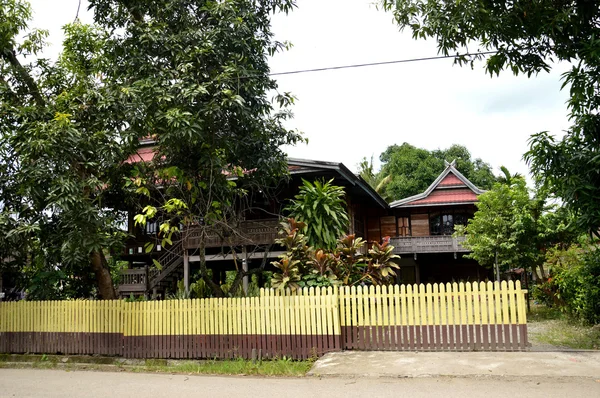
[
  {"x1": 148, "y1": 240, "x2": 184, "y2": 293},
  {"x1": 118, "y1": 240, "x2": 185, "y2": 297}
]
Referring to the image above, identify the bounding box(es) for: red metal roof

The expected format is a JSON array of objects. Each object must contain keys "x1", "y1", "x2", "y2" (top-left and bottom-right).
[
  {"x1": 125, "y1": 146, "x2": 156, "y2": 164},
  {"x1": 407, "y1": 188, "x2": 478, "y2": 206},
  {"x1": 126, "y1": 149, "x2": 310, "y2": 174},
  {"x1": 438, "y1": 173, "x2": 465, "y2": 187}
]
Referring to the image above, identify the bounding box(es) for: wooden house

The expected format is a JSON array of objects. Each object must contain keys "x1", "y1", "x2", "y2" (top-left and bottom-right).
[
  {"x1": 385, "y1": 160, "x2": 492, "y2": 284},
  {"x1": 118, "y1": 156, "x2": 388, "y2": 297},
  {"x1": 117, "y1": 153, "x2": 491, "y2": 297}
]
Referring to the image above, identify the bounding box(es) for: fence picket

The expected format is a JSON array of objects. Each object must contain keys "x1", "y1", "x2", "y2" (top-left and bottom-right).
[{"x1": 0, "y1": 282, "x2": 528, "y2": 358}]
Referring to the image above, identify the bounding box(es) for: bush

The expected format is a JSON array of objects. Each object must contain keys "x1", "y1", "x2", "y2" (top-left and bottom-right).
[{"x1": 542, "y1": 243, "x2": 600, "y2": 325}]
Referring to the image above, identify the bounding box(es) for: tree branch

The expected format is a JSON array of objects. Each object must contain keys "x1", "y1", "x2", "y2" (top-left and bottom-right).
[{"x1": 1, "y1": 48, "x2": 45, "y2": 108}]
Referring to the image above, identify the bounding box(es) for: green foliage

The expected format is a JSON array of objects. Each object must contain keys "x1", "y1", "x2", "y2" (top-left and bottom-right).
[
  {"x1": 330, "y1": 234, "x2": 368, "y2": 285},
  {"x1": 271, "y1": 218, "x2": 400, "y2": 290},
  {"x1": 528, "y1": 304, "x2": 600, "y2": 350},
  {"x1": 363, "y1": 240, "x2": 401, "y2": 285},
  {"x1": 458, "y1": 172, "x2": 578, "y2": 279},
  {"x1": 285, "y1": 179, "x2": 349, "y2": 250},
  {"x1": 380, "y1": 0, "x2": 600, "y2": 236},
  {"x1": 270, "y1": 255, "x2": 302, "y2": 291},
  {"x1": 539, "y1": 243, "x2": 600, "y2": 325},
  {"x1": 0, "y1": 2, "x2": 142, "y2": 299},
  {"x1": 376, "y1": 143, "x2": 496, "y2": 201},
  {"x1": 357, "y1": 156, "x2": 393, "y2": 202},
  {"x1": 105, "y1": 0, "x2": 304, "y2": 297},
  {"x1": 1, "y1": 0, "x2": 303, "y2": 299}
]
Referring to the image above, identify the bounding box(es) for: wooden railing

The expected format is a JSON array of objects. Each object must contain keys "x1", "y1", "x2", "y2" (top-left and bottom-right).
[
  {"x1": 184, "y1": 218, "x2": 280, "y2": 249},
  {"x1": 119, "y1": 268, "x2": 148, "y2": 293},
  {"x1": 149, "y1": 241, "x2": 184, "y2": 289},
  {"x1": 389, "y1": 235, "x2": 469, "y2": 254}
]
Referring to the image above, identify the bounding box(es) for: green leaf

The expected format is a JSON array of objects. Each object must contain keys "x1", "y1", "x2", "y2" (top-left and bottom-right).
[{"x1": 144, "y1": 242, "x2": 154, "y2": 253}]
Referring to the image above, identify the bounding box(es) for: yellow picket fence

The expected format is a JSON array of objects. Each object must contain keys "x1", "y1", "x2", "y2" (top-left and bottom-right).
[
  {"x1": 0, "y1": 281, "x2": 528, "y2": 358},
  {"x1": 338, "y1": 280, "x2": 527, "y2": 351},
  {"x1": 0, "y1": 300, "x2": 123, "y2": 355}
]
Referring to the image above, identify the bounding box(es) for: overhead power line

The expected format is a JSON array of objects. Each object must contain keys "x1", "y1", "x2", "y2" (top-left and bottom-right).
[{"x1": 268, "y1": 50, "x2": 498, "y2": 77}]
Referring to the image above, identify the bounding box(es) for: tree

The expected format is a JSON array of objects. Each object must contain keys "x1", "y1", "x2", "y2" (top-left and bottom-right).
[
  {"x1": 1, "y1": 0, "x2": 302, "y2": 299},
  {"x1": 103, "y1": 0, "x2": 303, "y2": 297},
  {"x1": 376, "y1": 143, "x2": 496, "y2": 200},
  {"x1": 457, "y1": 173, "x2": 577, "y2": 281},
  {"x1": 285, "y1": 179, "x2": 349, "y2": 250},
  {"x1": 357, "y1": 156, "x2": 393, "y2": 202},
  {"x1": 0, "y1": 3, "x2": 135, "y2": 299},
  {"x1": 379, "y1": 0, "x2": 600, "y2": 236}
]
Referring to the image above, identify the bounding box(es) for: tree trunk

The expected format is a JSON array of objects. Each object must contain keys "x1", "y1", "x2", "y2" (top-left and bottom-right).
[
  {"x1": 90, "y1": 250, "x2": 117, "y2": 299},
  {"x1": 537, "y1": 262, "x2": 548, "y2": 280},
  {"x1": 198, "y1": 237, "x2": 225, "y2": 297}
]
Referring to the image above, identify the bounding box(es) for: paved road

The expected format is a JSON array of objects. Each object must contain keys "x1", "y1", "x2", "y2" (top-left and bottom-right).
[{"x1": 0, "y1": 369, "x2": 599, "y2": 398}]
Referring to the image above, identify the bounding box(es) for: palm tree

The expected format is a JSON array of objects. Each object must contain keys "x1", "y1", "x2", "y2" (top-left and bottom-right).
[
  {"x1": 358, "y1": 156, "x2": 393, "y2": 202},
  {"x1": 497, "y1": 166, "x2": 523, "y2": 185}
]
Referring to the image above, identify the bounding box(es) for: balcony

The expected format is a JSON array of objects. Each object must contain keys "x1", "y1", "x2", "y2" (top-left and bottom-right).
[
  {"x1": 184, "y1": 218, "x2": 280, "y2": 249},
  {"x1": 389, "y1": 235, "x2": 469, "y2": 254},
  {"x1": 118, "y1": 268, "x2": 148, "y2": 295}
]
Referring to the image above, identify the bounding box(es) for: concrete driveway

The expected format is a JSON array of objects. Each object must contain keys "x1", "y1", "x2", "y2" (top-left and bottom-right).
[{"x1": 308, "y1": 350, "x2": 600, "y2": 379}]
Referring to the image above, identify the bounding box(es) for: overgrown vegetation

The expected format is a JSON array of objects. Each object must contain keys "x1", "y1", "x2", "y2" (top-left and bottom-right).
[
  {"x1": 528, "y1": 305, "x2": 600, "y2": 350},
  {"x1": 532, "y1": 242, "x2": 600, "y2": 325},
  {"x1": 0, "y1": 355, "x2": 313, "y2": 376},
  {"x1": 139, "y1": 357, "x2": 312, "y2": 376},
  {"x1": 0, "y1": 0, "x2": 302, "y2": 299},
  {"x1": 380, "y1": 0, "x2": 600, "y2": 238},
  {"x1": 456, "y1": 170, "x2": 578, "y2": 282}
]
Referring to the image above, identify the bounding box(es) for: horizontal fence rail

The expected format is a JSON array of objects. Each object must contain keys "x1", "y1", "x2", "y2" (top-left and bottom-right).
[{"x1": 0, "y1": 282, "x2": 527, "y2": 359}]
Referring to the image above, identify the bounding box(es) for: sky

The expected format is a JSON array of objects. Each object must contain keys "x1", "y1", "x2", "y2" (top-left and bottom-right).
[{"x1": 27, "y1": 0, "x2": 571, "y2": 179}]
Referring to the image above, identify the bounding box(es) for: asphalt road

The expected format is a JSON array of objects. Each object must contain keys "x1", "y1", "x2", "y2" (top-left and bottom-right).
[{"x1": 1, "y1": 369, "x2": 599, "y2": 398}]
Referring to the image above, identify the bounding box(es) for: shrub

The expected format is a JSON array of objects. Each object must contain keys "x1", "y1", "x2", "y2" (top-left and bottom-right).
[
  {"x1": 271, "y1": 218, "x2": 400, "y2": 290},
  {"x1": 285, "y1": 179, "x2": 349, "y2": 250},
  {"x1": 541, "y1": 243, "x2": 600, "y2": 325}
]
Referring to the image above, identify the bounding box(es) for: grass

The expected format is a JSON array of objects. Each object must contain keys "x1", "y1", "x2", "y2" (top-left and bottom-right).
[
  {"x1": 0, "y1": 354, "x2": 313, "y2": 377},
  {"x1": 528, "y1": 304, "x2": 600, "y2": 350},
  {"x1": 137, "y1": 357, "x2": 312, "y2": 376}
]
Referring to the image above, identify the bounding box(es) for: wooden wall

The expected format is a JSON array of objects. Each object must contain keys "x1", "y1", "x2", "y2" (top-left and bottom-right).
[{"x1": 410, "y1": 214, "x2": 429, "y2": 237}]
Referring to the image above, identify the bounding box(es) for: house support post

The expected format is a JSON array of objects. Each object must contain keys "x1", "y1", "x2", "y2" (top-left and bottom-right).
[
  {"x1": 242, "y1": 246, "x2": 248, "y2": 295},
  {"x1": 184, "y1": 249, "x2": 190, "y2": 293}
]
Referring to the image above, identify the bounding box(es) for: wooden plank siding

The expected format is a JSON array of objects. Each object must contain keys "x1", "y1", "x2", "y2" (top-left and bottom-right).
[
  {"x1": 410, "y1": 214, "x2": 429, "y2": 237},
  {"x1": 0, "y1": 282, "x2": 528, "y2": 358}
]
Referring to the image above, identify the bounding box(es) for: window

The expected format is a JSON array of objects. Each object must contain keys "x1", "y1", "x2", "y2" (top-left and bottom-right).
[
  {"x1": 454, "y1": 213, "x2": 468, "y2": 228},
  {"x1": 442, "y1": 214, "x2": 454, "y2": 235},
  {"x1": 430, "y1": 212, "x2": 442, "y2": 235},
  {"x1": 145, "y1": 220, "x2": 158, "y2": 235},
  {"x1": 397, "y1": 217, "x2": 411, "y2": 236},
  {"x1": 430, "y1": 211, "x2": 469, "y2": 235}
]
